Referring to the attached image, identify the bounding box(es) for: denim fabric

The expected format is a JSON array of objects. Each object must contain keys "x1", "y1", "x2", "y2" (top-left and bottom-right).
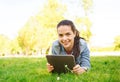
[{"x1": 51, "y1": 39, "x2": 91, "y2": 70}]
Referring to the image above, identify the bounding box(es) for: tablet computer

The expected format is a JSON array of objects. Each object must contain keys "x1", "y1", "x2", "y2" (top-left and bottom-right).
[{"x1": 46, "y1": 55, "x2": 76, "y2": 74}]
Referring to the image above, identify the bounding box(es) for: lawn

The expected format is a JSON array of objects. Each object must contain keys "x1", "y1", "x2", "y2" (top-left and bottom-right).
[{"x1": 0, "y1": 56, "x2": 120, "y2": 82}]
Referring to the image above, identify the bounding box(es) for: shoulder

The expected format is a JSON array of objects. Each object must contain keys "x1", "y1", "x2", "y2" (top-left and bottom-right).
[
  {"x1": 51, "y1": 40, "x2": 61, "y2": 55},
  {"x1": 52, "y1": 40, "x2": 61, "y2": 50},
  {"x1": 52, "y1": 40, "x2": 59, "y2": 47},
  {"x1": 79, "y1": 38, "x2": 89, "y2": 52},
  {"x1": 80, "y1": 38, "x2": 87, "y2": 46}
]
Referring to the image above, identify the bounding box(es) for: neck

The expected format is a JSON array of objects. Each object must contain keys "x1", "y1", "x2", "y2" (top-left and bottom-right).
[{"x1": 65, "y1": 49, "x2": 72, "y2": 54}]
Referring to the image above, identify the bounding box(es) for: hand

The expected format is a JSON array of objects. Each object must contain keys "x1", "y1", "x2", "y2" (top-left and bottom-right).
[
  {"x1": 46, "y1": 63, "x2": 54, "y2": 72},
  {"x1": 72, "y1": 64, "x2": 86, "y2": 75}
]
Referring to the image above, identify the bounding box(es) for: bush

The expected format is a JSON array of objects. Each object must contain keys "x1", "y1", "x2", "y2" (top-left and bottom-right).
[{"x1": 114, "y1": 35, "x2": 120, "y2": 50}]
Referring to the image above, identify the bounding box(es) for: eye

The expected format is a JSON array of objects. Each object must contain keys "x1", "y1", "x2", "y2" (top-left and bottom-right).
[
  {"x1": 66, "y1": 33, "x2": 71, "y2": 36},
  {"x1": 58, "y1": 34, "x2": 63, "y2": 37}
]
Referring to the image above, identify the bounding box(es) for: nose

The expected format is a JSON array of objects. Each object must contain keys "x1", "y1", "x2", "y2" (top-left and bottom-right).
[{"x1": 62, "y1": 35, "x2": 67, "y2": 40}]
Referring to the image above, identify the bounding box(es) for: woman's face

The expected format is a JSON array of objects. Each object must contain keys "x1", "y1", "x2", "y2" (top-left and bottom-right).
[{"x1": 57, "y1": 25, "x2": 76, "y2": 51}]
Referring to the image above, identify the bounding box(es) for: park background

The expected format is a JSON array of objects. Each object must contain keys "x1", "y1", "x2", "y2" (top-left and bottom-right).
[
  {"x1": 0, "y1": 0, "x2": 120, "y2": 56},
  {"x1": 0, "y1": 0, "x2": 120, "y2": 82}
]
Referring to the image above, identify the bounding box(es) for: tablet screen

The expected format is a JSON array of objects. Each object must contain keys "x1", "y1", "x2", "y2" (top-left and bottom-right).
[{"x1": 46, "y1": 55, "x2": 76, "y2": 74}]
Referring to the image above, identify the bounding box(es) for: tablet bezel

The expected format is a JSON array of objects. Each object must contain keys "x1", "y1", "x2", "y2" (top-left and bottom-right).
[{"x1": 46, "y1": 55, "x2": 76, "y2": 74}]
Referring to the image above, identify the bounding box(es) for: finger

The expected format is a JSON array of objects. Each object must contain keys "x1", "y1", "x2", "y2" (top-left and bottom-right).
[
  {"x1": 47, "y1": 64, "x2": 53, "y2": 68},
  {"x1": 73, "y1": 65, "x2": 81, "y2": 73},
  {"x1": 47, "y1": 63, "x2": 54, "y2": 72},
  {"x1": 48, "y1": 66, "x2": 54, "y2": 72},
  {"x1": 46, "y1": 63, "x2": 53, "y2": 68},
  {"x1": 46, "y1": 63, "x2": 50, "y2": 66},
  {"x1": 73, "y1": 64, "x2": 80, "y2": 70},
  {"x1": 73, "y1": 68, "x2": 80, "y2": 73},
  {"x1": 73, "y1": 67, "x2": 85, "y2": 74},
  {"x1": 49, "y1": 65, "x2": 53, "y2": 68}
]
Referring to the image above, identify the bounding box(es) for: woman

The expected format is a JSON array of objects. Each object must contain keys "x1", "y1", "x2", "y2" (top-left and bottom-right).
[{"x1": 47, "y1": 19, "x2": 90, "y2": 74}]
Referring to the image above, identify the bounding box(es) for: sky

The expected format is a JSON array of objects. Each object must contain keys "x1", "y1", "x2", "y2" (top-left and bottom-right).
[
  {"x1": 0, "y1": 0, "x2": 120, "y2": 47},
  {"x1": 0, "y1": 0, "x2": 46, "y2": 38},
  {"x1": 90, "y1": 0, "x2": 120, "y2": 47}
]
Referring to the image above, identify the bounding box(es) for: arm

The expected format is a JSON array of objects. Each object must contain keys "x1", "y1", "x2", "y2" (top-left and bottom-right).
[
  {"x1": 73, "y1": 40, "x2": 90, "y2": 74},
  {"x1": 80, "y1": 42, "x2": 90, "y2": 70},
  {"x1": 46, "y1": 41, "x2": 59, "y2": 72}
]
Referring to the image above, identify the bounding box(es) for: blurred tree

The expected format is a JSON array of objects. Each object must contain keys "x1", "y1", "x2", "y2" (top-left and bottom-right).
[
  {"x1": 17, "y1": 0, "x2": 93, "y2": 55},
  {"x1": 0, "y1": 0, "x2": 93, "y2": 55},
  {"x1": 75, "y1": 16, "x2": 92, "y2": 41},
  {"x1": 17, "y1": 17, "x2": 58, "y2": 55},
  {"x1": 9, "y1": 38, "x2": 22, "y2": 55},
  {"x1": 36, "y1": 0, "x2": 66, "y2": 28},
  {"x1": 35, "y1": 0, "x2": 66, "y2": 53},
  {"x1": 114, "y1": 35, "x2": 120, "y2": 50},
  {"x1": 18, "y1": 17, "x2": 39, "y2": 55},
  {"x1": 82, "y1": 0, "x2": 93, "y2": 15},
  {"x1": 0, "y1": 34, "x2": 10, "y2": 56},
  {"x1": 17, "y1": 0, "x2": 66, "y2": 55},
  {"x1": 74, "y1": 0, "x2": 93, "y2": 41}
]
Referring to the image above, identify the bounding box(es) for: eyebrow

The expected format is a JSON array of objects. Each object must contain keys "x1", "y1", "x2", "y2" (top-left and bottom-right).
[{"x1": 66, "y1": 32, "x2": 71, "y2": 35}]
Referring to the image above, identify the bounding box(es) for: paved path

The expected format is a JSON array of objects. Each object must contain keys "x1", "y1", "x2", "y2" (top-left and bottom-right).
[
  {"x1": 90, "y1": 51, "x2": 120, "y2": 56},
  {"x1": 0, "y1": 52, "x2": 120, "y2": 58}
]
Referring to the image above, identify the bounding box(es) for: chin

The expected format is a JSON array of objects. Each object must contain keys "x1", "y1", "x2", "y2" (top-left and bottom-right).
[{"x1": 63, "y1": 45, "x2": 70, "y2": 49}]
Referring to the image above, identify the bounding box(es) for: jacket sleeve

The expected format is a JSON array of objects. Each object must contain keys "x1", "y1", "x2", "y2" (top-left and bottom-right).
[
  {"x1": 51, "y1": 40, "x2": 60, "y2": 55},
  {"x1": 79, "y1": 41, "x2": 91, "y2": 70}
]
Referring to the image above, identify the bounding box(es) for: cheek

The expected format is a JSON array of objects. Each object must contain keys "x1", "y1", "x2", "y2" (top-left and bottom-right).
[
  {"x1": 58, "y1": 37, "x2": 66, "y2": 44},
  {"x1": 58, "y1": 39, "x2": 63, "y2": 45},
  {"x1": 73, "y1": 35, "x2": 76, "y2": 39},
  {"x1": 58, "y1": 37, "x2": 62, "y2": 42},
  {"x1": 70, "y1": 35, "x2": 75, "y2": 40}
]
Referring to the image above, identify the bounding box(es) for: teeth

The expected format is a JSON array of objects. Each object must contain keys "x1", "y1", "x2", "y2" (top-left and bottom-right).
[{"x1": 63, "y1": 40, "x2": 69, "y2": 43}]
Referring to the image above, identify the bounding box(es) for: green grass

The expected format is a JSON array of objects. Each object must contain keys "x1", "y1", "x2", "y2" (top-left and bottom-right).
[{"x1": 0, "y1": 56, "x2": 120, "y2": 82}]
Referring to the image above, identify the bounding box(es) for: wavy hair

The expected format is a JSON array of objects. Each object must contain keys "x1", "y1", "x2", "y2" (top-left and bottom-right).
[{"x1": 57, "y1": 20, "x2": 81, "y2": 60}]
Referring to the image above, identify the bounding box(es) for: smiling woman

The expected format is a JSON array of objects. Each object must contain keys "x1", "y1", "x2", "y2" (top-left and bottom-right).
[{"x1": 47, "y1": 19, "x2": 91, "y2": 75}]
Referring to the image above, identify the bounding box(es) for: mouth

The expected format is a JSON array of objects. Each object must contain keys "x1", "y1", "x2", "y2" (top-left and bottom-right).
[
  {"x1": 63, "y1": 43, "x2": 68, "y2": 46},
  {"x1": 62, "y1": 40, "x2": 69, "y2": 45}
]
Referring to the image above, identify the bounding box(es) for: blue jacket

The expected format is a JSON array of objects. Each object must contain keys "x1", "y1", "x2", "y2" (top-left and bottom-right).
[{"x1": 51, "y1": 39, "x2": 91, "y2": 70}]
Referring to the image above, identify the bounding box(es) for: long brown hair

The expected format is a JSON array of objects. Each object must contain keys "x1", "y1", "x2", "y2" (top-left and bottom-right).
[{"x1": 57, "y1": 20, "x2": 81, "y2": 60}]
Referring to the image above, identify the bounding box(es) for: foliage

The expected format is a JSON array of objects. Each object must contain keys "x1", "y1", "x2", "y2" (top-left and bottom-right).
[
  {"x1": 0, "y1": 56, "x2": 120, "y2": 82},
  {"x1": 9, "y1": 38, "x2": 22, "y2": 55},
  {"x1": 18, "y1": 17, "x2": 40, "y2": 55},
  {"x1": 114, "y1": 35, "x2": 120, "y2": 50},
  {"x1": 35, "y1": 0, "x2": 66, "y2": 51},
  {"x1": 36, "y1": 0, "x2": 66, "y2": 28},
  {"x1": 82, "y1": 0, "x2": 93, "y2": 15},
  {"x1": 0, "y1": 35, "x2": 10, "y2": 55},
  {"x1": 18, "y1": 0, "x2": 65, "y2": 55},
  {"x1": 72, "y1": 0, "x2": 93, "y2": 41},
  {"x1": 0, "y1": 35, "x2": 22, "y2": 55},
  {"x1": 75, "y1": 16, "x2": 92, "y2": 41},
  {"x1": 0, "y1": 0, "x2": 93, "y2": 55}
]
